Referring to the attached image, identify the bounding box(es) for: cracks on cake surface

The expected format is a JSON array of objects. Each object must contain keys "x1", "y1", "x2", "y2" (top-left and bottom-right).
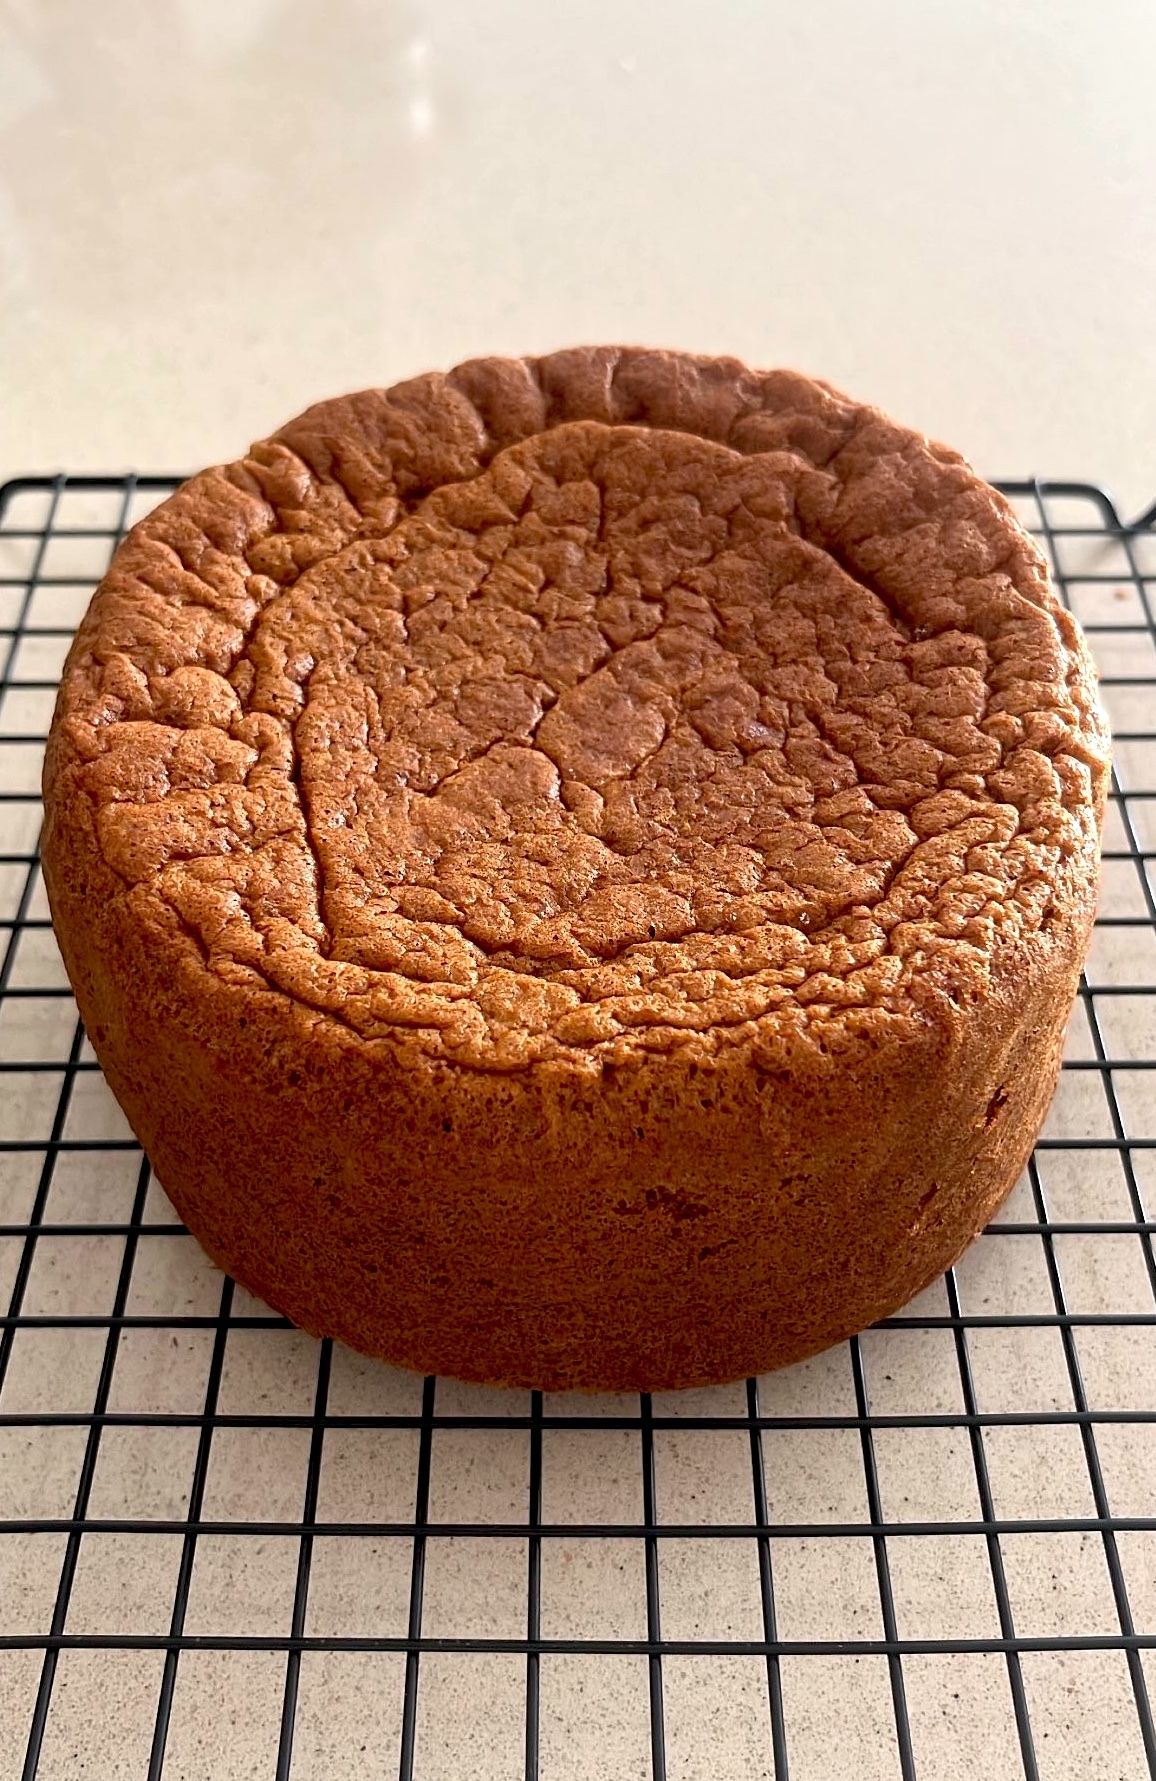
[{"x1": 286, "y1": 665, "x2": 335, "y2": 960}]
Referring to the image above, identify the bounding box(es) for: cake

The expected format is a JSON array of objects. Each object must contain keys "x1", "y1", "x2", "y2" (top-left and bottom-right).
[{"x1": 41, "y1": 349, "x2": 1109, "y2": 1391}]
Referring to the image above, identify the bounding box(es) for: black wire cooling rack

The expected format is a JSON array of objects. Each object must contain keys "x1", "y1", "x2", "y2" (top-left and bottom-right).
[{"x1": 2, "y1": 474, "x2": 1156, "y2": 1781}]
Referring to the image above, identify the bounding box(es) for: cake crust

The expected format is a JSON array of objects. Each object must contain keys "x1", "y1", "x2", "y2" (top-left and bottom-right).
[{"x1": 42, "y1": 349, "x2": 1109, "y2": 1389}]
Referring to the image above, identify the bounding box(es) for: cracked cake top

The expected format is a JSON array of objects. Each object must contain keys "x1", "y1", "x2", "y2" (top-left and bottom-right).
[{"x1": 45, "y1": 348, "x2": 1108, "y2": 1072}]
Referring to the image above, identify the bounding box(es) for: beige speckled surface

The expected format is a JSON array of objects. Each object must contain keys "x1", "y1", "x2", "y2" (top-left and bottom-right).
[
  {"x1": 3, "y1": 1, "x2": 1156, "y2": 515},
  {"x1": 4, "y1": 2, "x2": 1156, "y2": 1772}
]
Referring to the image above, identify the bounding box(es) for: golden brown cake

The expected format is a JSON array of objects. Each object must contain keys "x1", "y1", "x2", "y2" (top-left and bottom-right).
[{"x1": 42, "y1": 349, "x2": 1109, "y2": 1390}]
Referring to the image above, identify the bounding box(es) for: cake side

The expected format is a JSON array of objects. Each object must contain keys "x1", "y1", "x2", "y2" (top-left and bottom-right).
[{"x1": 43, "y1": 769, "x2": 1093, "y2": 1389}]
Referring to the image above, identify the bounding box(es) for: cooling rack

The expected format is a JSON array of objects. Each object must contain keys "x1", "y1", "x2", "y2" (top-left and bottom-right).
[{"x1": 1, "y1": 473, "x2": 1155, "y2": 1781}]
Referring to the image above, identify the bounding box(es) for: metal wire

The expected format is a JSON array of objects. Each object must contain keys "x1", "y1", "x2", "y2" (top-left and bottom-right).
[{"x1": 1, "y1": 473, "x2": 1155, "y2": 1779}]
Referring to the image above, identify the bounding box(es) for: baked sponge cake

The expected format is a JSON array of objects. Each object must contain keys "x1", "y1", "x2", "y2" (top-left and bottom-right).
[{"x1": 42, "y1": 349, "x2": 1109, "y2": 1390}]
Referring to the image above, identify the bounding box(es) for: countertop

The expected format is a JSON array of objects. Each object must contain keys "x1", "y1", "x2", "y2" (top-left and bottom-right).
[
  {"x1": 2, "y1": 0, "x2": 1156, "y2": 512},
  {"x1": 3, "y1": 6, "x2": 1156, "y2": 1780}
]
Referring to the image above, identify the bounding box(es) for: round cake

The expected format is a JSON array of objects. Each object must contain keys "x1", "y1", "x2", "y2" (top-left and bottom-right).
[{"x1": 42, "y1": 349, "x2": 1109, "y2": 1391}]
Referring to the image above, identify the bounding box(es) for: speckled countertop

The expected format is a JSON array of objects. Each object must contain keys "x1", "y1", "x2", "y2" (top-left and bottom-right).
[
  {"x1": 3, "y1": 4, "x2": 1156, "y2": 1778},
  {"x1": 2, "y1": 0, "x2": 1156, "y2": 511}
]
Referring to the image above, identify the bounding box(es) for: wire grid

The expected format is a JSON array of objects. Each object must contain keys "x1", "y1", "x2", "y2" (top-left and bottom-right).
[{"x1": 1, "y1": 475, "x2": 1156, "y2": 1781}]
